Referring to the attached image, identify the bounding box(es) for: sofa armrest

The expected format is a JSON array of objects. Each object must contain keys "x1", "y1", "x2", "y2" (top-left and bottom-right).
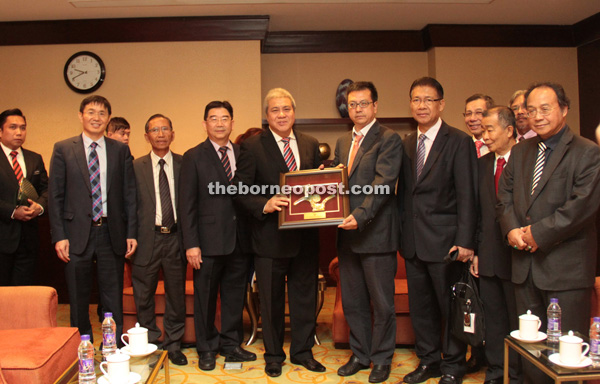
[
  {"x1": 124, "y1": 261, "x2": 133, "y2": 289},
  {"x1": 0, "y1": 286, "x2": 57, "y2": 330},
  {"x1": 328, "y1": 257, "x2": 340, "y2": 285}
]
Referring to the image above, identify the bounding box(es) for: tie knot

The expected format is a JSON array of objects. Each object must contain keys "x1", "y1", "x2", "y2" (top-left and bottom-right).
[
  {"x1": 497, "y1": 157, "x2": 506, "y2": 166},
  {"x1": 219, "y1": 146, "x2": 228, "y2": 155},
  {"x1": 90, "y1": 142, "x2": 98, "y2": 150},
  {"x1": 418, "y1": 133, "x2": 426, "y2": 143},
  {"x1": 158, "y1": 158, "x2": 166, "y2": 168},
  {"x1": 353, "y1": 133, "x2": 364, "y2": 143},
  {"x1": 538, "y1": 141, "x2": 547, "y2": 151},
  {"x1": 282, "y1": 137, "x2": 291, "y2": 145},
  {"x1": 475, "y1": 140, "x2": 484, "y2": 149},
  {"x1": 10, "y1": 150, "x2": 18, "y2": 158}
]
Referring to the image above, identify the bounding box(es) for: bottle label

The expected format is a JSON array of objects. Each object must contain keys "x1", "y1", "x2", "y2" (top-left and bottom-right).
[
  {"x1": 548, "y1": 317, "x2": 561, "y2": 331},
  {"x1": 592, "y1": 339, "x2": 600, "y2": 354},
  {"x1": 79, "y1": 358, "x2": 94, "y2": 374},
  {"x1": 103, "y1": 332, "x2": 116, "y2": 346}
]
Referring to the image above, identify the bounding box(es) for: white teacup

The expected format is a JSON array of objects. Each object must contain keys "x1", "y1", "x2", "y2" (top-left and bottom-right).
[
  {"x1": 100, "y1": 351, "x2": 130, "y2": 384},
  {"x1": 121, "y1": 322, "x2": 148, "y2": 355},
  {"x1": 559, "y1": 331, "x2": 589, "y2": 365},
  {"x1": 519, "y1": 310, "x2": 542, "y2": 340}
]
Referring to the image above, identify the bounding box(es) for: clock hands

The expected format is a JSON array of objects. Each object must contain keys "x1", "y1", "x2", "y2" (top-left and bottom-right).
[{"x1": 71, "y1": 70, "x2": 87, "y2": 81}]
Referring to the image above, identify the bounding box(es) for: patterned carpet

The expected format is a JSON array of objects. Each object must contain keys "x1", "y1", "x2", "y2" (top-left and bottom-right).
[{"x1": 57, "y1": 288, "x2": 485, "y2": 384}]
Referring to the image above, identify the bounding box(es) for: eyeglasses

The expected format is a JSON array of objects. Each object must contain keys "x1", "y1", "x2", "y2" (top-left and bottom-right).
[
  {"x1": 410, "y1": 98, "x2": 442, "y2": 106},
  {"x1": 463, "y1": 111, "x2": 484, "y2": 118},
  {"x1": 348, "y1": 101, "x2": 374, "y2": 109},
  {"x1": 207, "y1": 116, "x2": 231, "y2": 124},
  {"x1": 511, "y1": 105, "x2": 526, "y2": 112},
  {"x1": 526, "y1": 106, "x2": 554, "y2": 118},
  {"x1": 147, "y1": 126, "x2": 172, "y2": 134}
]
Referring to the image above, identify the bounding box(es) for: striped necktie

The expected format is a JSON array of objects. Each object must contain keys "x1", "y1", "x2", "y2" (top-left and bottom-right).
[
  {"x1": 88, "y1": 142, "x2": 103, "y2": 222},
  {"x1": 218, "y1": 146, "x2": 233, "y2": 182},
  {"x1": 281, "y1": 137, "x2": 297, "y2": 171},
  {"x1": 475, "y1": 140, "x2": 484, "y2": 158},
  {"x1": 531, "y1": 141, "x2": 547, "y2": 195},
  {"x1": 10, "y1": 150, "x2": 23, "y2": 184},
  {"x1": 415, "y1": 134, "x2": 427, "y2": 180},
  {"x1": 158, "y1": 159, "x2": 175, "y2": 228}
]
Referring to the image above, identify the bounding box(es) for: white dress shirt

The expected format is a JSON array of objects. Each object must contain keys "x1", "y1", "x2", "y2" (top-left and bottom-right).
[
  {"x1": 150, "y1": 150, "x2": 177, "y2": 226},
  {"x1": 269, "y1": 128, "x2": 301, "y2": 170},
  {"x1": 1, "y1": 142, "x2": 27, "y2": 178},
  {"x1": 417, "y1": 118, "x2": 443, "y2": 164}
]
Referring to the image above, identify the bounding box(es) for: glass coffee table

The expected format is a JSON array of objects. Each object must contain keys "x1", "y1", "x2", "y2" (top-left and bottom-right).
[
  {"x1": 54, "y1": 349, "x2": 169, "y2": 384},
  {"x1": 504, "y1": 331, "x2": 600, "y2": 383}
]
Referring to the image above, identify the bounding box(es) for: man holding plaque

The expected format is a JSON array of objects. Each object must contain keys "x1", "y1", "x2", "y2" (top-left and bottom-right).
[
  {"x1": 332, "y1": 81, "x2": 402, "y2": 383},
  {"x1": 233, "y1": 88, "x2": 323, "y2": 378},
  {"x1": 0, "y1": 108, "x2": 48, "y2": 286}
]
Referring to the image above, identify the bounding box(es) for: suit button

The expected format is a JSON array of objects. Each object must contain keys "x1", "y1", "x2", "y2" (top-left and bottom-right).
[{"x1": 233, "y1": 216, "x2": 237, "y2": 221}]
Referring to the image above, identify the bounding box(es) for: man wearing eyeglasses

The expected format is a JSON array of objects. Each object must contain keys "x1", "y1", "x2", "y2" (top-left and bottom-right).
[
  {"x1": 497, "y1": 82, "x2": 600, "y2": 384},
  {"x1": 49, "y1": 95, "x2": 137, "y2": 344},
  {"x1": 464, "y1": 94, "x2": 494, "y2": 158},
  {"x1": 180, "y1": 101, "x2": 256, "y2": 371},
  {"x1": 509, "y1": 90, "x2": 537, "y2": 142},
  {"x1": 398, "y1": 77, "x2": 477, "y2": 384},
  {"x1": 332, "y1": 81, "x2": 402, "y2": 383},
  {"x1": 131, "y1": 114, "x2": 187, "y2": 366}
]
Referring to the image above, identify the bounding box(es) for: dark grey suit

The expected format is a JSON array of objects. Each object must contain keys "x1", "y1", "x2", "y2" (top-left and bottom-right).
[
  {"x1": 48, "y1": 134, "x2": 137, "y2": 341},
  {"x1": 0, "y1": 148, "x2": 48, "y2": 285},
  {"x1": 179, "y1": 139, "x2": 250, "y2": 354},
  {"x1": 132, "y1": 152, "x2": 185, "y2": 353},
  {"x1": 398, "y1": 121, "x2": 477, "y2": 377},
  {"x1": 497, "y1": 125, "x2": 600, "y2": 335},
  {"x1": 332, "y1": 121, "x2": 402, "y2": 365},
  {"x1": 233, "y1": 128, "x2": 321, "y2": 364}
]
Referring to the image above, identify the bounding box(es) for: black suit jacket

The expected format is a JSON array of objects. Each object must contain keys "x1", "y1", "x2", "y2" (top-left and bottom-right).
[
  {"x1": 132, "y1": 152, "x2": 183, "y2": 266},
  {"x1": 398, "y1": 121, "x2": 478, "y2": 261},
  {"x1": 497, "y1": 126, "x2": 600, "y2": 290},
  {"x1": 233, "y1": 129, "x2": 321, "y2": 258},
  {"x1": 0, "y1": 148, "x2": 49, "y2": 254},
  {"x1": 332, "y1": 121, "x2": 402, "y2": 253},
  {"x1": 476, "y1": 152, "x2": 511, "y2": 279},
  {"x1": 48, "y1": 135, "x2": 137, "y2": 255},
  {"x1": 180, "y1": 139, "x2": 243, "y2": 257}
]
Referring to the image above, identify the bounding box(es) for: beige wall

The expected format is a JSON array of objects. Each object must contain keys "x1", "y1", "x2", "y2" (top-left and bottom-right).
[{"x1": 0, "y1": 41, "x2": 263, "y2": 163}]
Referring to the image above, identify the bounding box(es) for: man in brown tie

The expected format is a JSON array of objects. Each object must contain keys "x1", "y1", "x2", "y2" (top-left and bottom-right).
[
  {"x1": 131, "y1": 114, "x2": 187, "y2": 365},
  {"x1": 464, "y1": 94, "x2": 494, "y2": 158},
  {"x1": 470, "y1": 106, "x2": 519, "y2": 384},
  {"x1": 180, "y1": 101, "x2": 256, "y2": 371},
  {"x1": 0, "y1": 108, "x2": 48, "y2": 286}
]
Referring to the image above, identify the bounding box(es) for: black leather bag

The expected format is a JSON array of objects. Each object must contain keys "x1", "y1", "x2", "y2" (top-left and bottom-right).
[{"x1": 449, "y1": 264, "x2": 485, "y2": 347}]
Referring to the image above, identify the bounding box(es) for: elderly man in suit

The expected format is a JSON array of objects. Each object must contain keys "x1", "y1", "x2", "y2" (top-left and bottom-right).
[
  {"x1": 0, "y1": 108, "x2": 48, "y2": 286},
  {"x1": 464, "y1": 94, "x2": 494, "y2": 158},
  {"x1": 470, "y1": 106, "x2": 519, "y2": 384},
  {"x1": 49, "y1": 95, "x2": 137, "y2": 342},
  {"x1": 180, "y1": 101, "x2": 256, "y2": 371},
  {"x1": 131, "y1": 114, "x2": 187, "y2": 365},
  {"x1": 399, "y1": 77, "x2": 477, "y2": 384},
  {"x1": 497, "y1": 82, "x2": 600, "y2": 383},
  {"x1": 233, "y1": 88, "x2": 323, "y2": 378},
  {"x1": 332, "y1": 81, "x2": 402, "y2": 383}
]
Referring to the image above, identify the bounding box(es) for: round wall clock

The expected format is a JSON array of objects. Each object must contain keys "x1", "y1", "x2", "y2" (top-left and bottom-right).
[{"x1": 63, "y1": 51, "x2": 106, "y2": 94}]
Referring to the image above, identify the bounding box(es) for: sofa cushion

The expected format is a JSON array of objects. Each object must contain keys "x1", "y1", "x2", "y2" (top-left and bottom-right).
[{"x1": 0, "y1": 327, "x2": 79, "y2": 384}]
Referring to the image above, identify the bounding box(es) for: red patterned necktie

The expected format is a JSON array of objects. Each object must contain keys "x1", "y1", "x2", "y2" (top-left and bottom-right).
[
  {"x1": 495, "y1": 157, "x2": 506, "y2": 195},
  {"x1": 281, "y1": 137, "x2": 297, "y2": 171},
  {"x1": 218, "y1": 146, "x2": 233, "y2": 182},
  {"x1": 10, "y1": 150, "x2": 23, "y2": 184},
  {"x1": 475, "y1": 140, "x2": 484, "y2": 158}
]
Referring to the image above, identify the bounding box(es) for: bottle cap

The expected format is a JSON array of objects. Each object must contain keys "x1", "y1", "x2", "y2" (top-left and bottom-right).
[
  {"x1": 594, "y1": 317, "x2": 600, "y2": 322},
  {"x1": 104, "y1": 312, "x2": 113, "y2": 317},
  {"x1": 81, "y1": 334, "x2": 91, "y2": 341},
  {"x1": 550, "y1": 298, "x2": 558, "y2": 303}
]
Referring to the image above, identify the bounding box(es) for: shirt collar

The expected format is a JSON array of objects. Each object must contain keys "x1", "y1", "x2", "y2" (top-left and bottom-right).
[
  {"x1": 495, "y1": 149, "x2": 511, "y2": 163},
  {"x1": 269, "y1": 127, "x2": 296, "y2": 143},
  {"x1": 150, "y1": 150, "x2": 173, "y2": 167},
  {"x1": 417, "y1": 118, "x2": 443, "y2": 142},
  {"x1": 82, "y1": 133, "x2": 106, "y2": 149},
  {"x1": 1, "y1": 142, "x2": 20, "y2": 157},
  {"x1": 209, "y1": 139, "x2": 233, "y2": 154},
  {"x1": 352, "y1": 118, "x2": 377, "y2": 138},
  {"x1": 540, "y1": 124, "x2": 567, "y2": 151}
]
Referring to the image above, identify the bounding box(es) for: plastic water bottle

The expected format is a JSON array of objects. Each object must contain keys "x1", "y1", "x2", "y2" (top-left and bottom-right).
[
  {"x1": 102, "y1": 312, "x2": 117, "y2": 359},
  {"x1": 78, "y1": 334, "x2": 96, "y2": 384},
  {"x1": 590, "y1": 317, "x2": 600, "y2": 366},
  {"x1": 547, "y1": 298, "x2": 562, "y2": 344}
]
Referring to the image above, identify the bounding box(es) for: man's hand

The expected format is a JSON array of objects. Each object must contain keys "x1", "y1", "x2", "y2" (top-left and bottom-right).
[
  {"x1": 470, "y1": 256, "x2": 479, "y2": 278},
  {"x1": 521, "y1": 225, "x2": 539, "y2": 253},
  {"x1": 186, "y1": 247, "x2": 202, "y2": 270},
  {"x1": 263, "y1": 195, "x2": 290, "y2": 213},
  {"x1": 338, "y1": 214, "x2": 358, "y2": 230},
  {"x1": 125, "y1": 239, "x2": 137, "y2": 259},
  {"x1": 55, "y1": 239, "x2": 70, "y2": 263},
  {"x1": 448, "y1": 245, "x2": 474, "y2": 263},
  {"x1": 13, "y1": 202, "x2": 41, "y2": 221},
  {"x1": 507, "y1": 227, "x2": 529, "y2": 251}
]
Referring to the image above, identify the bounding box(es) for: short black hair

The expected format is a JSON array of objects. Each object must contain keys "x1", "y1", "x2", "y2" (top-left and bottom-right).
[
  {"x1": 346, "y1": 81, "x2": 378, "y2": 103},
  {"x1": 465, "y1": 94, "x2": 494, "y2": 109},
  {"x1": 145, "y1": 114, "x2": 173, "y2": 133},
  {"x1": 204, "y1": 101, "x2": 234, "y2": 121},
  {"x1": 524, "y1": 82, "x2": 570, "y2": 110},
  {"x1": 0, "y1": 108, "x2": 26, "y2": 130},
  {"x1": 106, "y1": 117, "x2": 130, "y2": 134},
  {"x1": 409, "y1": 77, "x2": 444, "y2": 99},
  {"x1": 79, "y1": 95, "x2": 112, "y2": 115}
]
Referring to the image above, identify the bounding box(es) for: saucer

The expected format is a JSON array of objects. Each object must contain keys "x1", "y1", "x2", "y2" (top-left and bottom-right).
[
  {"x1": 98, "y1": 371, "x2": 141, "y2": 384},
  {"x1": 510, "y1": 330, "x2": 547, "y2": 343},
  {"x1": 120, "y1": 343, "x2": 158, "y2": 357},
  {"x1": 549, "y1": 353, "x2": 592, "y2": 369}
]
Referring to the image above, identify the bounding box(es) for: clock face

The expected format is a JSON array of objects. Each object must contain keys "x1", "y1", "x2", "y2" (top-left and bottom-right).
[{"x1": 64, "y1": 51, "x2": 105, "y2": 94}]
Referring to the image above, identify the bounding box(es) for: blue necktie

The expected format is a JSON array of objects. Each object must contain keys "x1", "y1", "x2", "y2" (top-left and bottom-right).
[{"x1": 416, "y1": 134, "x2": 426, "y2": 180}]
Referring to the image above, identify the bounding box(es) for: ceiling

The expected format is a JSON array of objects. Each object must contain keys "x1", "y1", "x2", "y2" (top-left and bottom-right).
[{"x1": 1, "y1": 0, "x2": 599, "y2": 31}]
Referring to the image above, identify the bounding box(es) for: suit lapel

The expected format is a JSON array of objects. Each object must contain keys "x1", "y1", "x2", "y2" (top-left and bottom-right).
[
  {"x1": 262, "y1": 130, "x2": 289, "y2": 174},
  {"x1": 0, "y1": 150, "x2": 19, "y2": 189},
  {"x1": 173, "y1": 154, "x2": 181, "y2": 209},
  {"x1": 23, "y1": 149, "x2": 34, "y2": 181},
  {"x1": 141, "y1": 154, "x2": 156, "y2": 208},
  {"x1": 201, "y1": 139, "x2": 230, "y2": 184},
  {"x1": 404, "y1": 132, "x2": 417, "y2": 186},
  {"x1": 73, "y1": 135, "x2": 92, "y2": 193},
  {"x1": 484, "y1": 155, "x2": 496, "y2": 200},
  {"x1": 349, "y1": 122, "x2": 379, "y2": 177},
  {"x1": 105, "y1": 139, "x2": 117, "y2": 193},
  {"x1": 418, "y1": 122, "x2": 449, "y2": 184}
]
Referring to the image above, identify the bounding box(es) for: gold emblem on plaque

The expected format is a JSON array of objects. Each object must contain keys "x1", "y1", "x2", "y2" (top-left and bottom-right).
[{"x1": 293, "y1": 185, "x2": 335, "y2": 212}]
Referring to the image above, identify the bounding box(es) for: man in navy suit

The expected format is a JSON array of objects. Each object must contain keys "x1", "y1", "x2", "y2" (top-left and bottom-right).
[
  {"x1": 49, "y1": 95, "x2": 137, "y2": 341},
  {"x1": 180, "y1": 101, "x2": 256, "y2": 371},
  {"x1": 399, "y1": 77, "x2": 477, "y2": 384},
  {"x1": 0, "y1": 108, "x2": 48, "y2": 286}
]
